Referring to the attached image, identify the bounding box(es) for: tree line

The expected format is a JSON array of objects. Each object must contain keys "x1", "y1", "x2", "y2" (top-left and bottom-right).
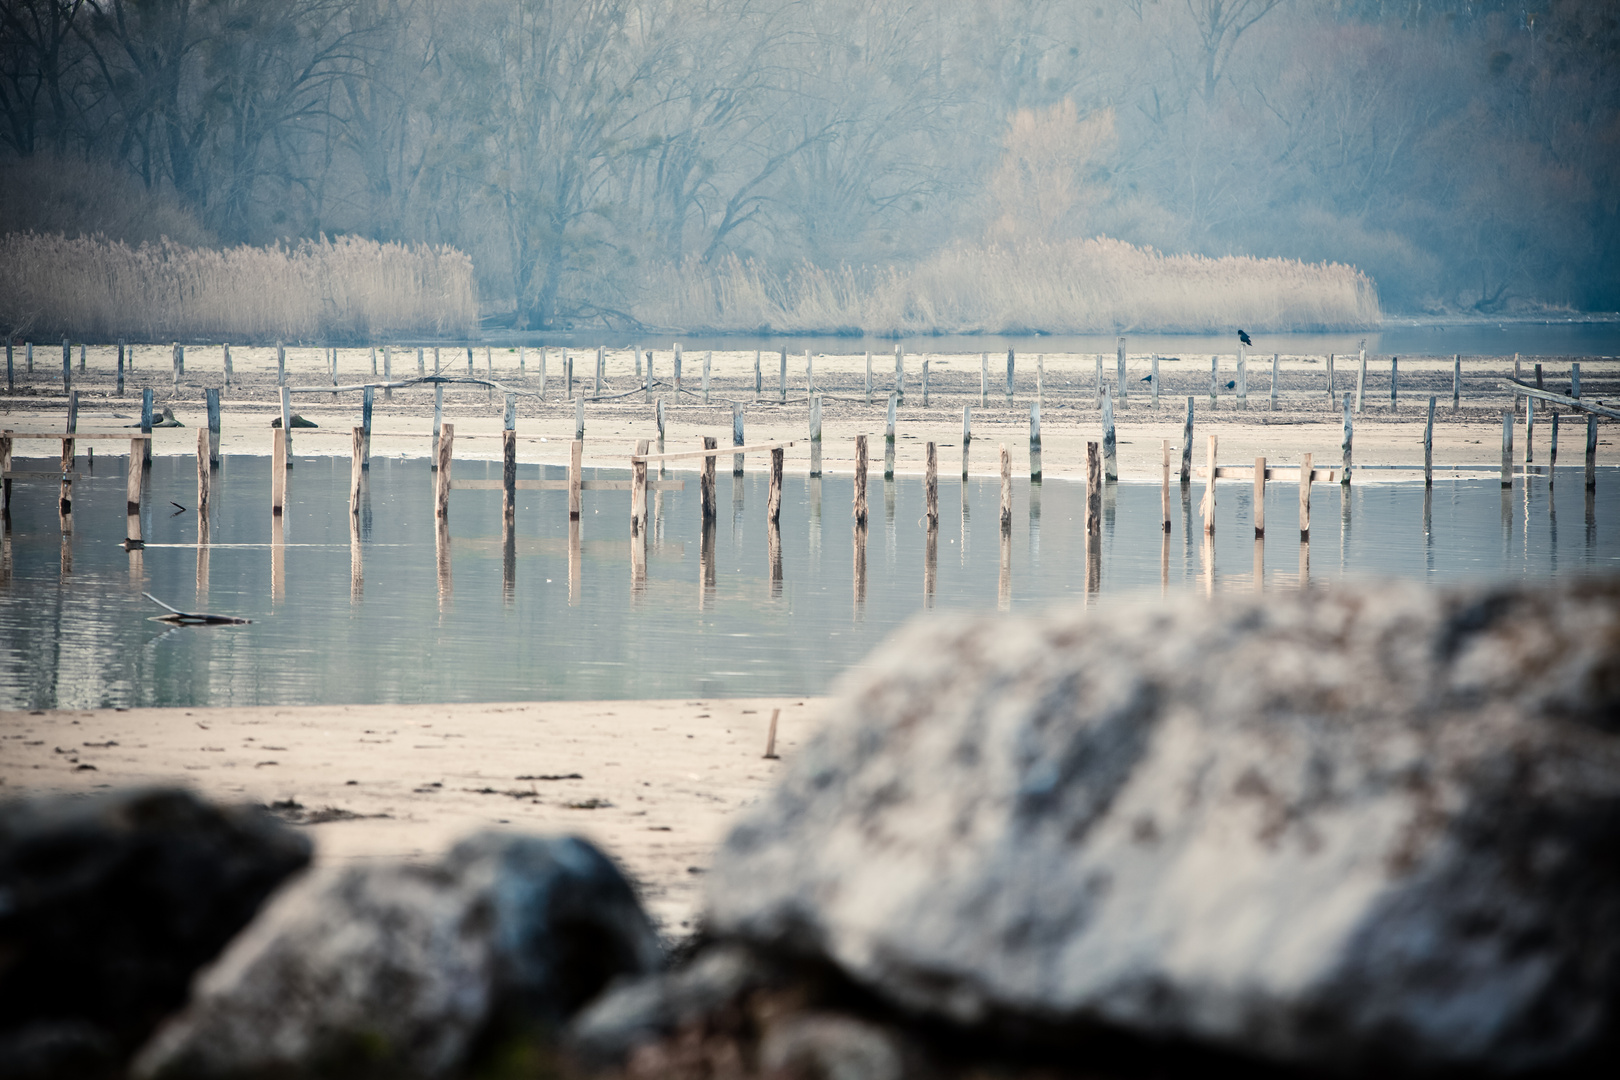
[{"x1": 2, "y1": 0, "x2": 1615, "y2": 330}]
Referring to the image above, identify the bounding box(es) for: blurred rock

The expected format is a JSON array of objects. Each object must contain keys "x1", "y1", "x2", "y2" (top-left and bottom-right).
[
  {"x1": 136, "y1": 832, "x2": 661, "y2": 1078},
  {"x1": 706, "y1": 581, "x2": 1620, "y2": 1073},
  {"x1": 0, "y1": 788, "x2": 311, "y2": 1078}
]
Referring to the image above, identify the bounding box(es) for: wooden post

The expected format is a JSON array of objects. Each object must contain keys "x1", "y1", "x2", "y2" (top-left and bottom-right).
[
  {"x1": 270, "y1": 429, "x2": 286, "y2": 515},
  {"x1": 333, "y1": 345, "x2": 341, "y2": 398},
  {"x1": 126, "y1": 437, "x2": 143, "y2": 515},
  {"x1": 65, "y1": 390, "x2": 77, "y2": 468},
  {"x1": 1526, "y1": 396, "x2": 1535, "y2": 465},
  {"x1": 999, "y1": 444, "x2": 1011, "y2": 533},
  {"x1": 1160, "y1": 439, "x2": 1171, "y2": 533},
  {"x1": 436, "y1": 423, "x2": 454, "y2": 518},
  {"x1": 922, "y1": 359, "x2": 930, "y2": 407},
  {"x1": 4, "y1": 340, "x2": 11, "y2": 392},
  {"x1": 349, "y1": 427, "x2": 364, "y2": 518},
  {"x1": 778, "y1": 347, "x2": 787, "y2": 403},
  {"x1": 1424, "y1": 396, "x2": 1435, "y2": 487},
  {"x1": 809, "y1": 394, "x2": 822, "y2": 477},
  {"x1": 733, "y1": 403, "x2": 745, "y2": 475},
  {"x1": 1102, "y1": 387, "x2": 1117, "y2": 481},
  {"x1": 435, "y1": 345, "x2": 443, "y2": 375},
  {"x1": 1097, "y1": 353, "x2": 1105, "y2": 408},
  {"x1": 656, "y1": 397, "x2": 666, "y2": 464},
  {"x1": 885, "y1": 392, "x2": 896, "y2": 479},
  {"x1": 1326, "y1": 353, "x2": 1334, "y2": 400},
  {"x1": 1572, "y1": 363, "x2": 1582, "y2": 400},
  {"x1": 1355, "y1": 342, "x2": 1366, "y2": 414},
  {"x1": 1586, "y1": 415, "x2": 1598, "y2": 491},
  {"x1": 1236, "y1": 346, "x2": 1246, "y2": 409},
  {"x1": 1181, "y1": 397, "x2": 1193, "y2": 483},
  {"x1": 597, "y1": 345, "x2": 606, "y2": 398},
  {"x1": 1200, "y1": 434, "x2": 1218, "y2": 535},
  {"x1": 1209, "y1": 354, "x2": 1218, "y2": 409},
  {"x1": 763, "y1": 708, "x2": 781, "y2": 760},
  {"x1": 1151, "y1": 353, "x2": 1159, "y2": 407},
  {"x1": 754, "y1": 350, "x2": 761, "y2": 397},
  {"x1": 1269, "y1": 352, "x2": 1279, "y2": 411},
  {"x1": 644, "y1": 349, "x2": 653, "y2": 403},
  {"x1": 570, "y1": 437, "x2": 584, "y2": 519},
  {"x1": 864, "y1": 351, "x2": 872, "y2": 404},
  {"x1": 141, "y1": 388, "x2": 154, "y2": 465},
  {"x1": 223, "y1": 343, "x2": 233, "y2": 389},
  {"x1": 925, "y1": 441, "x2": 938, "y2": 526},
  {"x1": 894, "y1": 343, "x2": 904, "y2": 402},
  {"x1": 1341, "y1": 394, "x2": 1353, "y2": 485},
  {"x1": 1453, "y1": 354, "x2": 1461, "y2": 410},
  {"x1": 1390, "y1": 355, "x2": 1399, "y2": 411},
  {"x1": 1299, "y1": 452, "x2": 1312, "y2": 540},
  {"x1": 466, "y1": 344, "x2": 474, "y2": 375},
  {"x1": 1117, "y1": 337, "x2": 1127, "y2": 404},
  {"x1": 980, "y1": 352, "x2": 988, "y2": 407},
  {"x1": 961, "y1": 405, "x2": 971, "y2": 480},
  {"x1": 700, "y1": 436, "x2": 717, "y2": 522},
  {"x1": 504, "y1": 427, "x2": 518, "y2": 529},
  {"x1": 417, "y1": 346, "x2": 425, "y2": 377},
  {"x1": 1551, "y1": 412, "x2": 1559, "y2": 480},
  {"x1": 702, "y1": 350, "x2": 711, "y2": 403},
  {"x1": 540, "y1": 346, "x2": 548, "y2": 399},
  {"x1": 171, "y1": 340, "x2": 182, "y2": 387},
  {"x1": 1037, "y1": 354, "x2": 1045, "y2": 408},
  {"x1": 205, "y1": 388, "x2": 221, "y2": 466},
  {"x1": 519, "y1": 344, "x2": 526, "y2": 377},
  {"x1": 803, "y1": 349, "x2": 811, "y2": 395},
  {"x1": 1254, "y1": 456, "x2": 1266, "y2": 537},
  {"x1": 0, "y1": 433, "x2": 10, "y2": 515},
  {"x1": 277, "y1": 342, "x2": 285, "y2": 386},
  {"x1": 370, "y1": 345, "x2": 378, "y2": 376},
  {"x1": 1006, "y1": 347, "x2": 1015, "y2": 402},
  {"x1": 1029, "y1": 402, "x2": 1042, "y2": 482},
  {"x1": 1501, "y1": 412, "x2": 1513, "y2": 488},
  {"x1": 1085, "y1": 441, "x2": 1102, "y2": 537},
  {"x1": 853, "y1": 435, "x2": 869, "y2": 526},
  {"x1": 566, "y1": 353, "x2": 575, "y2": 397},
  {"x1": 1534, "y1": 362, "x2": 1544, "y2": 390},
  {"x1": 361, "y1": 386, "x2": 374, "y2": 468},
  {"x1": 575, "y1": 395, "x2": 585, "y2": 440},
  {"x1": 768, "y1": 446, "x2": 784, "y2": 524},
  {"x1": 115, "y1": 341, "x2": 123, "y2": 396},
  {"x1": 631, "y1": 438, "x2": 648, "y2": 537},
  {"x1": 431, "y1": 383, "x2": 442, "y2": 469}
]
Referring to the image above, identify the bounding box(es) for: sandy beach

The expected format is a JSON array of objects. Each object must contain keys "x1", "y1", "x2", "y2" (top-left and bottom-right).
[{"x1": 0, "y1": 697, "x2": 817, "y2": 939}]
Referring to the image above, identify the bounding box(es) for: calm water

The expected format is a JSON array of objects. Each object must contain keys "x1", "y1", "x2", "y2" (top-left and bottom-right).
[{"x1": 1, "y1": 454, "x2": 1615, "y2": 709}]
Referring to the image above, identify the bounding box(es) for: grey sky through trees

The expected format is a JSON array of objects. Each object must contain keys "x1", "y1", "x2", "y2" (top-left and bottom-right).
[{"x1": 2, "y1": 0, "x2": 1615, "y2": 329}]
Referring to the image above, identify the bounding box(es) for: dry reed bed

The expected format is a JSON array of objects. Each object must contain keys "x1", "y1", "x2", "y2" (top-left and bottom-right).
[
  {"x1": 635, "y1": 238, "x2": 1381, "y2": 336},
  {"x1": 0, "y1": 233, "x2": 479, "y2": 343}
]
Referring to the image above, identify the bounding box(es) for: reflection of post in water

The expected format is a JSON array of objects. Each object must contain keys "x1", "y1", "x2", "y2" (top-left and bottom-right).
[
  {"x1": 567, "y1": 517, "x2": 581, "y2": 607},
  {"x1": 1159, "y1": 526, "x2": 1168, "y2": 595},
  {"x1": 60, "y1": 533, "x2": 71, "y2": 576},
  {"x1": 852, "y1": 523, "x2": 868, "y2": 611},
  {"x1": 699, "y1": 518, "x2": 716, "y2": 606},
  {"x1": 197, "y1": 526, "x2": 211, "y2": 605},
  {"x1": 1181, "y1": 478, "x2": 1192, "y2": 558},
  {"x1": 731, "y1": 470, "x2": 745, "y2": 545},
  {"x1": 1423, "y1": 485, "x2": 1434, "y2": 573},
  {"x1": 1200, "y1": 529, "x2": 1215, "y2": 598},
  {"x1": 884, "y1": 473, "x2": 896, "y2": 566},
  {"x1": 1340, "y1": 483, "x2": 1352, "y2": 573},
  {"x1": 1546, "y1": 481, "x2": 1557, "y2": 575},
  {"x1": 1587, "y1": 483, "x2": 1597, "y2": 548},
  {"x1": 630, "y1": 438, "x2": 648, "y2": 597},
  {"x1": 809, "y1": 475, "x2": 822, "y2": 560},
  {"x1": 1028, "y1": 481, "x2": 1040, "y2": 561},
  {"x1": 271, "y1": 514, "x2": 286, "y2": 602},
  {"x1": 924, "y1": 522, "x2": 937, "y2": 608},
  {"x1": 437, "y1": 517, "x2": 453, "y2": 606},
  {"x1": 349, "y1": 513, "x2": 362, "y2": 603},
  {"x1": 505, "y1": 523, "x2": 519, "y2": 604},
  {"x1": 1299, "y1": 538, "x2": 1310, "y2": 588},
  {"x1": 960, "y1": 480, "x2": 970, "y2": 564},
  {"x1": 999, "y1": 524, "x2": 1012, "y2": 611},
  {"x1": 1252, "y1": 535, "x2": 1264, "y2": 593},
  {"x1": 768, "y1": 519, "x2": 783, "y2": 596}
]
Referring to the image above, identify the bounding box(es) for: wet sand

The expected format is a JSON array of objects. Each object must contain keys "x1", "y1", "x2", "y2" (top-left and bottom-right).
[{"x1": 0, "y1": 697, "x2": 820, "y2": 940}]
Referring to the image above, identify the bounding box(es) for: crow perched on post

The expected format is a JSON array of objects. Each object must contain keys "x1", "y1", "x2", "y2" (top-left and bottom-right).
[{"x1": 1238, "y1": 330, "x2": 1253, "y2": 347}]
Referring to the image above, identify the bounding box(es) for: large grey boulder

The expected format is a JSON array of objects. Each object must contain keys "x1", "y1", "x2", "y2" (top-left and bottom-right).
[
  {"x1": 705, "y1": 581, "x2": 1620, "y2": 1073},
  {"x1": 136, "y1": 832, "x2": 661, "y2": 1078},
  {"x1": 0, "y1": 788, "x2": 311, "y2": 1078}
]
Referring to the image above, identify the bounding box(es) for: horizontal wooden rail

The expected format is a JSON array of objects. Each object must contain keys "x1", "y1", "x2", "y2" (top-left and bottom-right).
[
  {"x1": 450, "y1": 478, "x2": 684, "y2": 492},
  {"x1": 4, "y1": 470, "x2": 82, "y2": 479},
  {"x1": 1503, "y1": 380, "x2": 1620, "y2": 420},
  {"x1": 632, "y1": 440, "x2": 794, "y2": 463},
  {"x1": 3, "y1": 431, "x2": 152, "y2": 440},
  {"x1": 1195, "y1": 466, "x2": 1339, "y2": 482}
]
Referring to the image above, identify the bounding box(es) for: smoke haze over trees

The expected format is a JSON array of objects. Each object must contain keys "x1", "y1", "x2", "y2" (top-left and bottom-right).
[{"x1": 2, "y1": 0, "x2": 1616, "y2": 331}]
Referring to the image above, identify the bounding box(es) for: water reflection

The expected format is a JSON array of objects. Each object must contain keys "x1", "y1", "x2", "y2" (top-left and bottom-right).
[{"x1": 0, "y1": 455, "x2": 1614, "y2": 709}]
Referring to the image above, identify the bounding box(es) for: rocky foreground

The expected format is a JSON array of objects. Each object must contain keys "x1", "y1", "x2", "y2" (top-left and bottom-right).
[{"x1": 3, "y1": 578, "x2": 1618, "y2": 1079}]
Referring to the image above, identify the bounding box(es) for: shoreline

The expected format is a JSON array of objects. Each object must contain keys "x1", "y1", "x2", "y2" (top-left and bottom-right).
[{"x1": 0, "y1": 697, "x2": 818, "y2": 940}]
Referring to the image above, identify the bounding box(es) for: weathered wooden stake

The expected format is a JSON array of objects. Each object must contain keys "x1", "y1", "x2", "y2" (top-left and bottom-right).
[
  {"x1": 566, "y1": 353, "x2": 575, "y2": 397},
  {"x1": 853, "y1": 435, "x2": 869, "y2": 526},
  {"x1": 1037, "y1": 354, "x2": 1046, "y2": 407},
  {"x1": 1209, "y1": 354, "x2": 1218, "y2": 409},
  {"x1": 0, "y1": 433, "x2": 10, "y2": 514},
  {"x1": 921, "y1": 359, "x2": 930, "y2": 407},
  {"x1": 205, "y1": 388, "x2": 221, "y2": 466},
  {"x1": 864, "y1": 351, "x2": 872, "y2": 404},
  {"x1": 570, "y1": 438, "x2": 584, "y2": 519},
  {"x1": 767, "y1": 446, "x2": 785, "y2": 526},
  {"x1": 597, "y1": 346, "x2": 606, "y2": 398},
  {"x1": 361, "y1": 386, "x2": 373, "y2": 468},
  {"x1": 1102, "y1": 387, "x2": 1117, "y2": 481},
  {"x1": 1550, "y1": 412, "x2": 1559, "y2": 481},
  {"x1": 1029, "y1": 402, "x2": 1042, "y2": 482},
  {"x1": 126, "y1": 437, "x2": 144, "y2": 514},
  {"x1": 1181, "y1": 397, "x2": 1193, "y2": 483},
  {"x1": 753, "y1": 350, "x2": 761, "y2": 397},
  {"x1": 141, "y1": 388, "x2": 154, "y2": 465},
  {"x1": 809, "y1": 394, "x2": 822, "y2": 477},
  {"x1": 171, "y1": 340, "x2": 183, "y2": 386},
  {"x1": 1526, "y1": 395, "x2": 1536, "y2": 465},
  {"x1": 1006, "y1": 347, "x2": 1015, "y2": 402},
  {"x1": 803, "y1": 349, "x2": 811, "y2": 395},
  {"x1": 778, "y1": 347, "x2": 787, "y2": 403},
  {"x1": 65, "y1": 390, "x2": 78, "y2": 468},
  {"x1": 1356, "y1": 342, "x2": 1367, "y2": 414},
  {"x1": 1326, "y1": 353, "x2": 1335, "y2": 399},
  {"x1": 575, "y1": 395, "x2": 585, "y2": 440},
  {"x1": 277, "y1": 342, "x2": 286, "y2": 386},
  {"x1": 504, "y1": 427, "x2": 518, "y2": 529},
  {"x1": 416, "y1": 346, "x2": 425, "y2": 377},
  {"x1": 1254, "y1": 455, "x2": 1266, "y2": 537},
  {"x1": 1341, "y1": 394, "x2": 1353, "y2": 485},
  {"x1": 1200, "y1": 435, "x2": 1218, "y2": 534},
  {"x1": 349, "y1": 427, "x2": 364, "y2": 518},
  {"x1": 431, "y1": 384, "x2": 442, "y2": 469},
  {"x1": 1270, "y1": 352, "x2": 1279, "y2": 411},
  {"x1": 1160, "y1": 439, "x2": 1171, "y2": 533},
  {"x1": 961, "y1": 405, "x2": 972, "y2": 480},
  {"x1": 1390, "y1": 355, "x2": 1399, "y2": 410},
  {"x1": 702, "y1": 350, "x2": 711, "y2": 403},
  {"x1": 763, "y1": 708, "x2": 781, "y2": 759},
  {"x1": 733, "y1": 403, "x2": 745, "y2": 476},
  {"x1": 1096, "y1": 353, "x2": 1105, "y2": 408},
  {"x1": 1424, "y1": 396, "x2": 1435, "y2": 486},
  {"x1": 925, "y1": 442, "x2": 938, "y2": 526},
  {"x1": 631, "y1": 438, "x2": 648, "y2": 537},
  {"x1": 980, "y1": 352, "x2": 988, "y2": 407},
  {"x1": 885, "y1": 392, "x2": 896, "y2": 479},
  {"x1": 1501, "y1": 412, "x2": 1513, "y2": 488},
  {"x1": 1585, "y1": 415, "x2": 1598, "y2": 491},
  {"x1": 656, "y1": 397, "x2": 667, "y2": 463},
  {"x1": 1150, "y1": 353, "x2": 1159, "y2": 407},
  {"x1": 643, "y1": 349, "x2": 651, "y2": 403},
  {"x1": 1117, "y1": 337, "x2": 1128, "y2": 403},
  {"x1": 540, "y1": 346, "x2": 549, "y2": 399},
  {"x1": 1534, "y1": 362, "x2": 1544, "y2": 390},
  {"x1": 436, "y1": 423, "x2": 454, "y2": 518},
  {"x1": 1299, "y1": 452, "x2": 1312, "y2": 539},
  {"x1": 999, "y1": 444, "x2": 1012, "y2": 534},
  {"x1": 1236, "y1": 346, "x2": 1246, "y2": 408},
  {"x1": 701, "y1": 436, "x2": 717, "y2": 522},
  {"x1": 1453, "y1": 354, "x2": 1461, "y2": 410},
  {"x1": 1085, "y1": 441, "x2": 1102, "y2": 537},
  {"x1": 116, "y1": 341, "x2": 124, "y2": 395},
  {"x1": 894, "y1": 344, "x2": 904, "y2": 402},
  {"x1": 270, "y1": 429, "x2": 286, "y2": 514}
]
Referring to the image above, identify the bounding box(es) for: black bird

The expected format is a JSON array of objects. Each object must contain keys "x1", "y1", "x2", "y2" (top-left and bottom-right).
[
  {"x1": 1139, "y1": 374, "x2": 1153, "y2": 382},
  {"x1": 1238, "y1": 330, "x2": 1253, "y2": 347},
  {"x1": 1224, "y1": 380, "x2": 1236, "y2": 389}
]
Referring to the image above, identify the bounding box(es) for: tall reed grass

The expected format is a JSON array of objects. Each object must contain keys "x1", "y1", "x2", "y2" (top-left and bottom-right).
[
  {"x1": 0, "y1": 233, "x2": 478, "y2": 342},
  {"x1": 634, "y1": 238, "x2": 1380, "y2": 335}
]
